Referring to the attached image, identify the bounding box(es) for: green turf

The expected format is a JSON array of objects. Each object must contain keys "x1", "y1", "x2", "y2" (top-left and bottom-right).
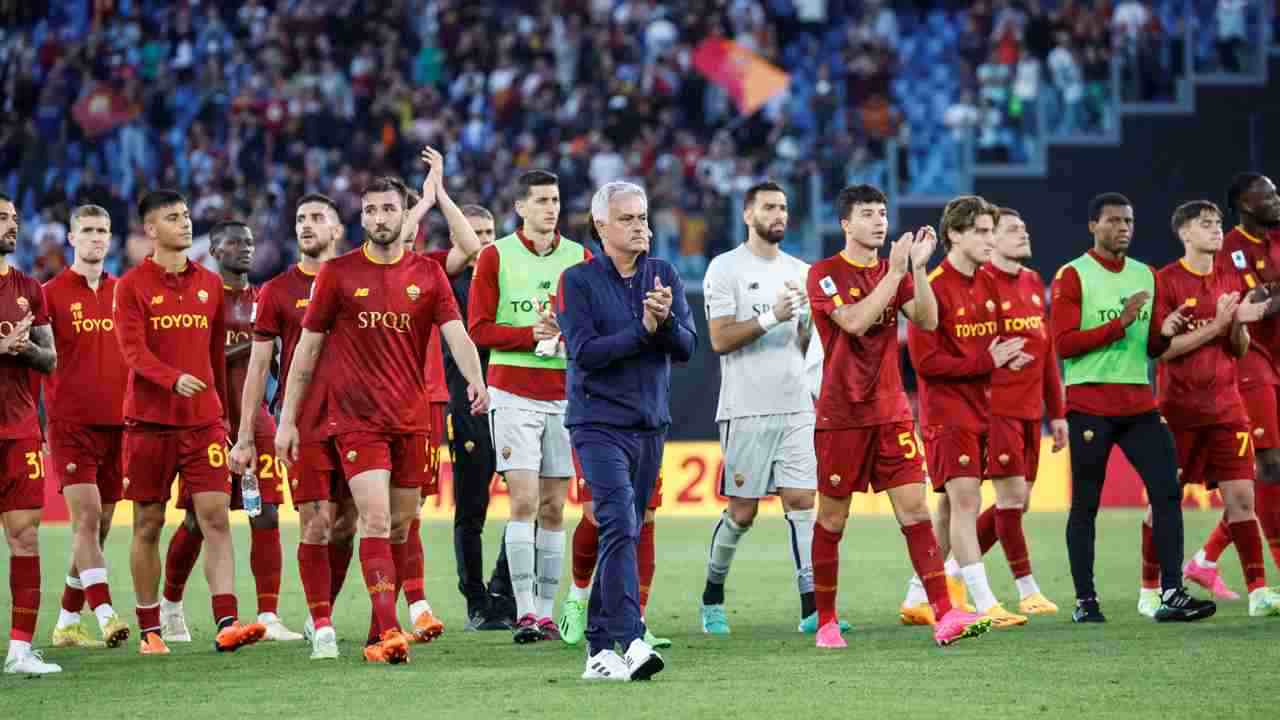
[{"x1": 0, "y1": 510, "x2": 1270, "y2": 719}]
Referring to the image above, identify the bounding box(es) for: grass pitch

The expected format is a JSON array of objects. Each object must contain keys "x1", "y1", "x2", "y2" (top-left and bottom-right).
[{"x1": 0, "y1": 511, "x2": 1270, "y2": 719}]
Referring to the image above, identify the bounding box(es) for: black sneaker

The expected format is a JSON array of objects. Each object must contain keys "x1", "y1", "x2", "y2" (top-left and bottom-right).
[
  {"x1": 1072, "y1": 598, "x2": 1106, "y2": 623},
  {"x1": 512, "y1": 614, "x2": 543, "y2": 644},
  {"x1": 488, "y1": 593, "x2": 517, "y2": 625},
  {"x1": 464, "y1": 609, "x2": 512, "y2": 632},
  {"x1": 1154, "y1": 587, "x2": 1216, "y2": 622}
]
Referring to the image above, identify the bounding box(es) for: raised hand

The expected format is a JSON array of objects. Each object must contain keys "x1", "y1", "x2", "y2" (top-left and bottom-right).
[
  {"x1": 1159, "y1": 300, "x2": 1194, "y2": 337},
  {"x1": 1118, "y1": 291, "x2": 1151, "y2": 327},
  {"x1": 1213, "y1": 292, "x2": 1241, "y2": 330},
  {"x1": 909, "y1": 226, "x2": 938, "y2": 270},
  {"x1": 888, "y1": 233, "x2": 911, "y2": 276}
]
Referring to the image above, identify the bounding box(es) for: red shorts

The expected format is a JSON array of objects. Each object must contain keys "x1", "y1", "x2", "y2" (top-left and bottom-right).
[
  {"x1": 49, "y1": 421, "x2": 124, "y2": 504},
  {"x1": 334, "y1": 431, "x2": 437, "y2": 495},
  {"x1": 288, "y1": 439, "x2": 350, "y2": 506},
  {"x1": 1172, "y1": 422, "x2": 1256, "y2": 489},
  {"x1": 0, "y1": 437, "x2": 45, "y2": 513},
  {"x1": 815, "y1": 421, "x2": 926, "y2": 497},
  {"x1": 573, "y1": 447, "x2": 664, "y2": 510},
  {"x1": 985, "y1": 416, "x2": 1040, "y2": 483},
  {"x1": 122, "y1": 423, "x2": 231, "y2": 504},
  {"x1": 429, "y1": 402, "x2": 449, "y2": 448},
  {"x1": 922, "y1": 425, "x2": 987, "y2": 491},
  {"x1": 176, "y1": 434, "x2": 285, "y2": 511},
  {"x1": 1241, "y1": 384, "x2": 1280, "y2": 450}
]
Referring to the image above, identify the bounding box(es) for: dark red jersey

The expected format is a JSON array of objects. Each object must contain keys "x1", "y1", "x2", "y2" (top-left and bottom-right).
[
  {"x1": 42, "y1": 268, "x2": 126, "y2": 427},
  {"x1": 1155, "y1": 259, "x2": 1250, "y2": 428},
  {"x1": 114, "y1": 258, "x2": 228, "y2": 428},
  {"x1": 254, "y1": 263, "x2": 332, "y2": 443},
  {"x1": 302, "y1": 245, "x2": 461, "y2": 434},
  {"x1": 907, "y1": 258, "x2": 999, "y2": 431},
  {"x1": 980, "y1": 262, "x2": 1065, "y2": 421},
  {"x1": 0, "y1": 266, "x2": 48, "y2": 439},
  {"x1": 1217, "y1": 226, "x2": 1280, "y2": 389},
  {"x1": 806, "y1": 252, "x2": 915, "y2": 429},
  {"x1": 224, "y1": 283, "x2": 276, "y2": 439}
]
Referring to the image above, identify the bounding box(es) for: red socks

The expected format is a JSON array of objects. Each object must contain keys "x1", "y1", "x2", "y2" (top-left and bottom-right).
[
  {"x1": 298, "y1": 543, "x2": 333, "y2": 629},
  {"x1": 1256, "y1": 483, "x2": 1280, "y2": 569},
  {"x1": 61, "y1": 580, "x2": 85, "y2": 615},
  {"x1": 638, "y1": 521, "x2": 656, "y2": 614},
  {"x1": 403, "y1": 519, "x2": 426, "y2": 606},
  {"x1": 329, "y1": 539, "x2": 354, "y2": 606},
  {"x1": 1141, "y1": 522, "x2": 1160, "y2": 589},
  {"x1": 250, "y1": 527, "x2": 282, "y2": 617},
  {"x1": 571, "y1": 516, "x2": 598, "y2": 589},
  {"x1": 976, "y1": 505, "x2": 998, "y2": 556},
  {"x1": 212, "y1": 593, "x2": 238, "y2": 628},
  {"x1": 813, "y1": 523, "x2": 841, "y2": 628},
  {"x1": 360, "y1": 538, "x2": 400, "y2": 635},
  {"x1": 84, "y1": 578, "x2": 112, "y2": 611},
  {"x1": 136, "y1": 604, "x2": 161, "y2": 636},
  {"x1": 9, "y1": 556, "x2": 39, "y2": 643},
  {"x1": 163, "y1": 524, "x2": 203, "y2": 603},
  {"x1": 1202, "y1": 515, "x2": 1232, "y2": 563},
  {"x1": 1229, "y1": 519, "x2": 1267, "y2": 592},
  {"x1": 995, "y1": 508, "x2": 1032, "y2": 578},
  {"x1": 901, "y1": 521, "x2": 953, "y2": 619}
]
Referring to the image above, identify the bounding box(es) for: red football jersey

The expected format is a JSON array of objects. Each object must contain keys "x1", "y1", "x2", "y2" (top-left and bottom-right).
[
  {"x1": 114, "y1": 258, "x2": 228, "y2": 428},
  {"x1": 907, "y1": 258, "x2": 999, "y2": 431},
  {"x1": 43, "y1": 268, "x2": 127, "y2": 426},
  {"x1": 0, "y1": 266, "x2": 48, "y2": 439},
  {"x1": 806, "y1": 252, "x2": 915, "y2": 429},
  {"x1": 224, "y1": 283, "x2": 277, "y2": 438},
  {"x1": 421, "y1": 250, "x2": 452, "y2": 404},
  {"x1": 254, "y1": 263, "x2": 332, "y2": 443},
  {"x1": 302, "y1": 245, "x2": 461, "y2": 434},
  {"x1": 1155, "y1": 259, "x2": 1250, "y2": 428},
  {"x1": 981, "y1": 262, "x2": 1065, "y2": 421},
  {"x1": 1217, "y1": 226, "x2": 1280, "y2": 389}
]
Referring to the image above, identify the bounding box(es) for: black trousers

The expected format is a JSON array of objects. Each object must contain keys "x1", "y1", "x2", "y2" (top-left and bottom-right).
[
  {"x1": 1065, "y1": 410, "x2": 1184, "y2": 600},
  {"x1": 449, "y1": 392, "x2": 512, "y2": 613}
]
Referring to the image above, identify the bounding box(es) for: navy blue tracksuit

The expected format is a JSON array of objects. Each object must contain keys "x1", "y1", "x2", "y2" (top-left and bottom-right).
[{"x1": 557, "y1": 252, "x2": 696, "y2": 651}]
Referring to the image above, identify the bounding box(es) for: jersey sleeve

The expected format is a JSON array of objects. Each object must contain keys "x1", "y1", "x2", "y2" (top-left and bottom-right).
[
  {"x1": 702, "y1": 258, "x2": 737, "y2": 320},
  {"x1": 253, "y1": 283, "x2": 284, "y2": 341},
  {"x1": 28, "y1": 277, "x2": 50, "y2": 326},
  {"x1": 895, "y1": 271, "x2": 916, "y2": 308},
  {"x1": 302, "y1": 263, "x2": 342, "y2": 334},
  {"x1": 466, "y1": 244, "x2": 536, "y2": 350},
  {"x1": 1051, "y1": 265, "x2": 1126, "y2": 359},
  {"x1": 113, "y1": 274, "x2": 184, "y2": 391},
  {"x1": 807, "y1": 265, "x2": 837, "y2": 318}
]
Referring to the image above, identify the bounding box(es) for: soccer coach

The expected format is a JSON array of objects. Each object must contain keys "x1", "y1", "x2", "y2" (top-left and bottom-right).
[{"x1": 557, "y1": 181, "x2": 696, "y2": 681}]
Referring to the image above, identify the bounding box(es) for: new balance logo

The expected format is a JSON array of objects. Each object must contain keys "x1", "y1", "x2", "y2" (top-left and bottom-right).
[
  {"x1": 354, "y1": 288, "x2": 370, "y2": 297},
  {"x1": 151, "y1": 295, "x2": 165, "y2": 305}
]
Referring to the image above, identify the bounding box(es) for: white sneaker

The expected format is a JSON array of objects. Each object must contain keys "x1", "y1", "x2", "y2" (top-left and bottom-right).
[
  {"x1": 310, "y1": 626, "x2": 339, "y2": 660},
  {"x1": 259, "y1": 613, "x2": 304, "y2": 641},
  {"x1": 1137, "y1": 588, "x2": 1160, "y2": 618},
  {"x1": 1248, "y1": 587, "x2": 1280, "y2": 617},
  {"x1": 623, "y1": 638, "x2": 664, "y2": 681},
  {"x1": 303, "y1": 616, "x2": 316, "y2": 643},
  {"x1": 160, "y1": 602, "x2": 192, "y2": 642},
  {"x1": 581, "y1": 649, "x2": 629, "y2": 681},
  {"x1": 4, "y1": 650, "x2": 62, "y2": 675}
]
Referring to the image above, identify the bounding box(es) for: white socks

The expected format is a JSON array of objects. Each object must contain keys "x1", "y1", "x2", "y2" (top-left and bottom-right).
[
  {"x1": 535, "y1": 528, "x2": 566, "y2": 620},
  {"x1": 960, "y1": 563, "x2": 998, "y2": 613},
  {"x1": 506, "y1": 521, "x2": 537, "y2": 619},
  {"x1": 706, "y1": 512, "x2": 749, "y2": 586},
  {"x1": 785, "y1": 509, "x2": 816, "y2": 596},
  {"x1": 904, "y1": 575, "x2": 928, "y2": 607},
  {"x1": 569, "y1": 582, "x2": 591, "y2": 603},
  {"x1": 7, "y1": 640, "x2": 31, "y2": 660},
  {"x1": 1193, "y1": 549, "x2": 1216, "y2": 568},
  {"x1": 408, "y1": 600, "x2": 431, "y2": 621},
  {"x1": 944, "y1": 557, "x2": 961, "y2": 577},
  {"x1": 1015, "y1": 575, "x2": 1041, "y2": 600},
  {"x1": 56, "y1": 609, "x2": 81, "y2": 629}
]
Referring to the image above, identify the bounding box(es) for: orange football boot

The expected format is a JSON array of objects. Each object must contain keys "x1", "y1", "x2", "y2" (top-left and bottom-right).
[
  {"x1": 215, "y1": 621, "x2": 267, "y2": 652},
  {"x1": 139, "y1": 632, "x2": 170, "y2": 655}
]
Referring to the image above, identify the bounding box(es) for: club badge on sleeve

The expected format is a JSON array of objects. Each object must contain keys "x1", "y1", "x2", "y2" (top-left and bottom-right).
[
  {"x1": 1232, "y1": 250, "x2": 1247, "y2": 270},
  {"x1": 819, "y1": 276, "x2": 838, "y2": 296}
]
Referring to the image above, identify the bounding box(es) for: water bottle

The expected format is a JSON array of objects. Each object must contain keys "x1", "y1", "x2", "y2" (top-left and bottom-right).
[{"x1": 241, "y1": 469, "x2": 262, "y2": 517}]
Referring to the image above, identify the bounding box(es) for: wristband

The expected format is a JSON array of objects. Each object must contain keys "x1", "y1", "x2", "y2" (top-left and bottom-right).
[{"x1": 757, "y1": 310, "x2": 780, "y2": 332}]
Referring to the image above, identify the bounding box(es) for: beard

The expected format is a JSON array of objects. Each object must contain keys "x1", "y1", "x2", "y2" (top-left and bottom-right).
[
  {"x1": 754, "y1": 220, "x2": 785, "y2": 245},
  {"x1": 366, "y1": 221, "x2": 403, "y2": 246}
]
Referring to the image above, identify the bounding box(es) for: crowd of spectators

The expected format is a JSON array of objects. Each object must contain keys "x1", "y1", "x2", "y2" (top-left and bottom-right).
[{"x1": 0, "y1": 0, "x2": 1270, "y2": 283}]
